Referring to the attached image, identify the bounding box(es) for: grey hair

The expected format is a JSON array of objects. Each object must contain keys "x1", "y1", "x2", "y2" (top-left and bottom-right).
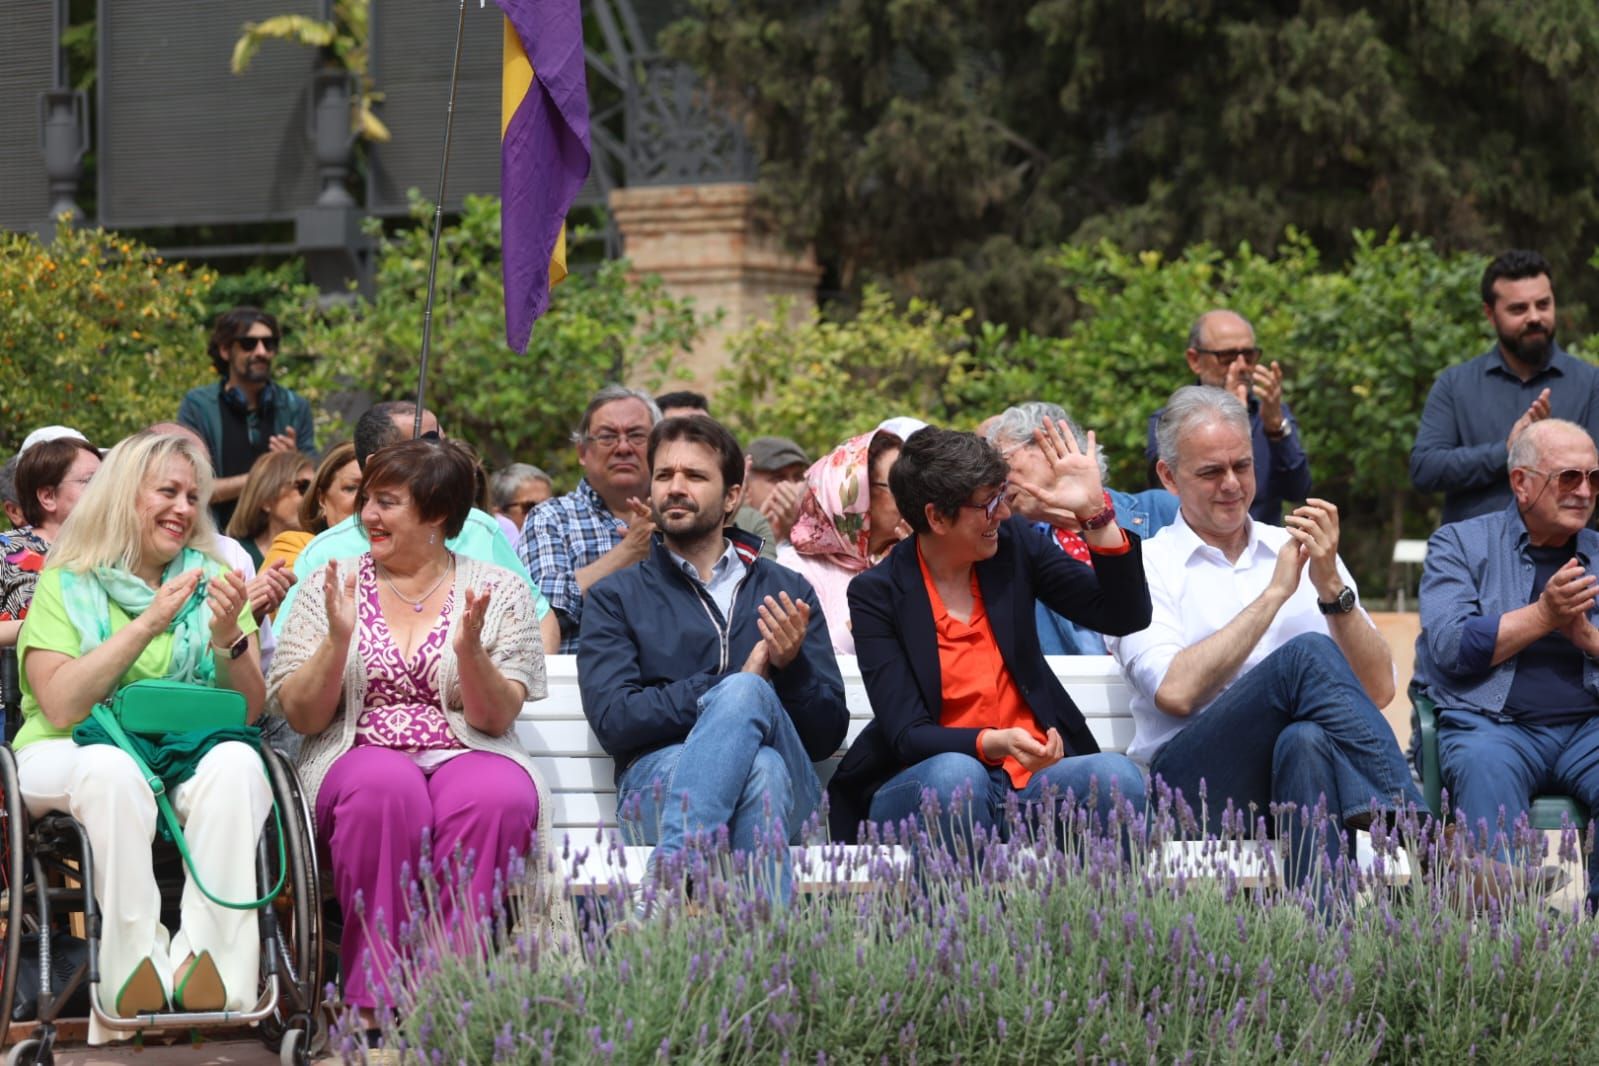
[
  {"x1": 985, "y1": 401, "x2": 1109, "y2": 481},
  {"x1": 1509, "y1": 418, "x2": 1593, "y2": 472},
  {"x1": 572, "y1": 384, "x2": 662, "y2": 445},
  {"x1": 1187, "y1": 309, "x2": 1255, "y2": 350},
  {"x1": 490, "y1": 462, "x2": 554, "y2": 508},
  {"x1": 1156, "y1": 386, "x2": 1250, "y2": 469}
]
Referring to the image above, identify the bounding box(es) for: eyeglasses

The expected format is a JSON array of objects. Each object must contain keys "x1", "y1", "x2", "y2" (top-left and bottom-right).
[
  {"x1": 997, "y1": 440, "x2": 1037, "y2": 461},
  {"x1": 959, "y1": 491, "x2": 1006, "y2": 522},
  {"x1": 504, "y1": 499, "x2": 542, "y2": 515},
  {"x1": 1195, "y1": 346, "x2": 1262, "y2": 365},
  {"x1": 61, "y1": 475, "x2": 94, "y2": 488},
  {"x1": 235, "y1": 335, "x2": 279, "y2": 353},
  {"x1": 586, "y1": 430, "x2": 650, "y2": 450},
  {"x1": 292, "y1": 478, "x2": 312, "y2": 494},
  {"x1": 1526, "y1": 467, "x2": 1599, "y2": 493}
]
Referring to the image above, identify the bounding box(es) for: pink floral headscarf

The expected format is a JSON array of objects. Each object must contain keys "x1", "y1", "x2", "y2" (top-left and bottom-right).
[{"x1": 789, "y1": 429, "x2": 896, "y2": 572}]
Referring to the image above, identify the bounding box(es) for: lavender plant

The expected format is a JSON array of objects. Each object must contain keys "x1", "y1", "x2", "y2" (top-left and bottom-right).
[{"x1": 346, "y1": 787, "x2": 1599, "y2": 1064}]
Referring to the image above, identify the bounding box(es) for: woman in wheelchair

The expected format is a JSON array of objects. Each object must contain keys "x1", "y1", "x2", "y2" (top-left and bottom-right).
[
  {"x1": 267, "y1": 438, "x2": 552, "y2": 1031},
  {"x1": 12, "y1": 431, "x2": 271, "y2": 1037}
]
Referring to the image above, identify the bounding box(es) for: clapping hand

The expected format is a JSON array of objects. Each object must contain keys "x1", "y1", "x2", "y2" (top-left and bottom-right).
[
  {"x1": 620, "y1": 497, "x2": 658, "y2": 560},
  {"x1": 1283, "y1": 499, "x2": 1342, "y2": 599},
  {"x1": 1254, "y1": 360, "x2": 1286, "y2": 433},
  {"x1": 1508, "y1": 387, "x2": 1552, "y2": 450},
  {"x1": 323, "y1": 567, "x2": 358, "y2": 645},
  {"x1": 267, "y1": 426, "x2": 298, "y2": 453},
  {"x1": 1537, "y1": 558, "x2": 1598, "y2": 631},
  {"x1": 756, "y1": 592, "x2": 811, "y2": 669},
  {"x1": 247, "y1": 558, "x2": 297, "y2": 622},
  {"x1": 206, "y1": 569, "x2": 249, "y2": 646},
  {"x1": 455, "y1": 587, "x2": 492, "y2": 655},
  {"x1": 140, "y1": 568, "x2": 203, "y2": 638},
  {"x1": 1008, "y1": 418, "x2": 1107, "y2": 527}
]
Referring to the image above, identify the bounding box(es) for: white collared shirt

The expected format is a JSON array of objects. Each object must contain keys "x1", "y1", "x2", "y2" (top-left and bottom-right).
[
  {"x1": 1105, "y1": 510, "x2": 1373, "y2": 766},
  {"x1": 668, "y1": 538, "x2": 746, "y2": 622}
]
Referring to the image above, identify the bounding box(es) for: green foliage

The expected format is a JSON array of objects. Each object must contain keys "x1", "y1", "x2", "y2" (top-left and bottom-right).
[
  {"x1": 283, "y1": 194, "x2": 707, "y2": 484},
  {"x1": 715, "y1": 287, "x2": 976, "y2": 457},
  {"x1": 669, "y1": 0, "x2": 1599, "y2": 333},
  {"x1": 0, "y1": 220, "x2": 218, "y2": 453},
  {"x1": 387, "y1": 807, "x2": 1599, "y2": 1063}
]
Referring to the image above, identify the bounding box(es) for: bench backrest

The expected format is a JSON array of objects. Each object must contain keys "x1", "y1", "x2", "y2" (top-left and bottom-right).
[{"x1": 518, "y1": 654, "x2": 1137, "y2": 836}]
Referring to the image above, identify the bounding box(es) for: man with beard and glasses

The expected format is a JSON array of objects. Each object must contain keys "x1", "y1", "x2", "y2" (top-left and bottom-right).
[
  {"x1": 1415, "y1": 419, "x2": 1599, "y2": 910},
  {"x1": 577, "y1": 416, "x2": 847, "y2": 906},
  {"x1": 1411, "y1": 250, "x2": 1599, "y2": 524},
  {"x1": 178, "y1": 307, "x2": 317, "y2": 530}
]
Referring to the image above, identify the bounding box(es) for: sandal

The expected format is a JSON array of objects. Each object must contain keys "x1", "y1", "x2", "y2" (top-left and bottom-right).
[
  {"x1": 172, "y1": 950, "x2": 226, "y2": 1012},
  {"x1": 112, "y1": 956, "x2": 167, "y2": 1017}
]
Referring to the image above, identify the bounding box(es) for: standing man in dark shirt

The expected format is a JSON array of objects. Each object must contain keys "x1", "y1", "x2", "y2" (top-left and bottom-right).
[
  {"x1": 177, "y1": 307, "x2": 316, "y2": 528},
  {"x1": 1410, "y1": 249, "x2": 1599, "y2": 524},
  {"x1": 1415, "y1": 419, "x2": 1599, "y2": 909},
  {"x1": 1146, "y1": 310, "x2": 1311, "y2": 525}
]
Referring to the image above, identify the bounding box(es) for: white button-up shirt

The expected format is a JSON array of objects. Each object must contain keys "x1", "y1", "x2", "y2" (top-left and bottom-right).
[{"x1": 1106, "y1": 510, "x2": 1372, "y2": 767}]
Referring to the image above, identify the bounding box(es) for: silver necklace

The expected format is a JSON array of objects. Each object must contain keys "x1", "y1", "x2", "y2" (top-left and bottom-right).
[{"x1": 376, "y1": 553, "x2": 454, "y2": 612}]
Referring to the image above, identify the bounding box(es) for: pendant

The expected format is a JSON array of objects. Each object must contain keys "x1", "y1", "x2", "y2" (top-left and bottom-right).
[{"x1": 413, "y1": 602, "x2": 424, "y2": 613}]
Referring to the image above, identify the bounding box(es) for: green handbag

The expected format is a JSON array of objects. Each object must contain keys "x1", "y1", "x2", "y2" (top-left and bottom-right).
[
  {"x1": 90, "y1": 680, "x2": 284, "y2": 910},
  {"x1": 108, "y1": 678, "x2": 247, "y2": 735}
]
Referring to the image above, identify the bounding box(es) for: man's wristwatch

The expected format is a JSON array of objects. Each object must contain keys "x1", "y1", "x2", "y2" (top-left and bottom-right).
[
  {"x1": 1265, "y1": 420, "x2": 1292, "y2": 441},
  {"x1": 211, "y1": 632, "x2": 248, "y2": 660},
  {"x1": 1317, "y1": 586, "x2": 1357, "y2": 615}
]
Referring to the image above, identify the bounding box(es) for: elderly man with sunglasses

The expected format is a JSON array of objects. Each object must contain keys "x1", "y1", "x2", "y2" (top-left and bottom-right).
[
  {"x1": 1416, "y1": 418, "x2": 1599, "y2": 910},
  {"x1": 177, "y1": 306, "x2": 317, "y2": 529},
  {"x1": 1145, "y1": 310, "x2": 1310, "y2": 525}
]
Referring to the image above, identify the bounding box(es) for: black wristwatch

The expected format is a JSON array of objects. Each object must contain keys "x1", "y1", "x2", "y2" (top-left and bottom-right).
[
  {"x1": 1317, "y1": 586, "x2": 1357, "y2": 615},
  {"x1": 212, "y1": 633, "x2": 248, "y2": 660}
]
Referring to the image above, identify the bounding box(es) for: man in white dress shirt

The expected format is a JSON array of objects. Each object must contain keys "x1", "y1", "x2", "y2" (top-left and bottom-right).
[{"x1": 1107, "y1": 386, "x2": 1424, "y2": 889}]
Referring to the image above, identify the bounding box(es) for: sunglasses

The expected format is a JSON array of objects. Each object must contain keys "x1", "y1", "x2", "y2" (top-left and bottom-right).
[
  {"x1": 1195, "y1": 346, "x2": 1262, "y2": 365},
  {"x1": 1528, "y1": 467, "x2": 1599, "y2": 493},
  {"x1": 293, "y1": 478, "x2": 312, "y2": 494},
  {"x1": 235, "y1": 335, "x2": 280, "y2": 353},
  {"x1": 960, "y1": 491, "x2": 1006, "y2": 522}
]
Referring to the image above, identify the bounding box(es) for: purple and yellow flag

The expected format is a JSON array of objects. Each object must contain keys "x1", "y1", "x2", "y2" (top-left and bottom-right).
[{"x1": 498, "y1": 0, "x2": 590, "y2": 352}]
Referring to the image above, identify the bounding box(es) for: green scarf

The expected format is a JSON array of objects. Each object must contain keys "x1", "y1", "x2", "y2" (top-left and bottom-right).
[{"x1": 59, "y1": 547, "x2": 216, "y2": 685}]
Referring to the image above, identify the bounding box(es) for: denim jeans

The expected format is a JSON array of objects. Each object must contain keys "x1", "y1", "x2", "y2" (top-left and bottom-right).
[
  {"x1": 866, "y1": 749, "x2": 1146, "y2": 854},
  {"x1": 1149, "y1": 633, "x2": 1425, "y2": 887},
  {"x1": 1439, "y1": 708, "x2": 1599, "y2": 909},
  {"x1": 616, "y1": 672, "x2": 822, "y2": 902}
]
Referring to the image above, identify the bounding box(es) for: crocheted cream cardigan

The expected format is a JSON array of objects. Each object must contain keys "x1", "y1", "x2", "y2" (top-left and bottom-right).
[{"x1": 266, "y1": 554, "x2": 573, "y2": 941}]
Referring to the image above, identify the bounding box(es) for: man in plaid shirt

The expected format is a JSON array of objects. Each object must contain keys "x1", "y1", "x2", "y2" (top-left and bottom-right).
[{"x1": 519, "y1": 385, "x2": 662, "y2": 652}]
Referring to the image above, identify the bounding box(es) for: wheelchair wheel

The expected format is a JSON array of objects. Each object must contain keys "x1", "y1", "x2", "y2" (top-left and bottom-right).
[
  {"x1": 0, "y1": 746, "x2": 26, "y2": 1040},
  {"x1": 5, "y1": 1037, "x2": 50, "y2": 1066},
  {"x1": 258, "y1": 746, "x2": 324, "y2": 1059}
]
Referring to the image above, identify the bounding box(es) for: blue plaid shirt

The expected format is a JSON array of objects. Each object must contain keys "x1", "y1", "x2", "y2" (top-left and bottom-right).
[{"x1": 518, "y1": 478, "x2": 627, "y2": 652}]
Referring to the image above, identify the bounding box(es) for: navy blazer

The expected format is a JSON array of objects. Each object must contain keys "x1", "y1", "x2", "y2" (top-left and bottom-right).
[{"x1": 828, "y1": 516, "x2": 1151, "y2": 839}]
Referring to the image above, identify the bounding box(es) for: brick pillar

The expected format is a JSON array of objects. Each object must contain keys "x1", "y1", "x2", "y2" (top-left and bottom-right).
[{"x1": 608, "y1": 183, "x2": 821, "y2": 396}]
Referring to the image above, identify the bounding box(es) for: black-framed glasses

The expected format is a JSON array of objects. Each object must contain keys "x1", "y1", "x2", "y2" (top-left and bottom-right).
[
  {"x1": 960, "y1": 491, "x2": 1006, "y2": 522},
  {"x1": 292, "y1": 478, "x2": 312, "y2": 494},
  {"x1": 505, "y1": 499, "x2": 542, "y2": 515},
  {"x1": 1195, "y1": 345, "x2": 1261, "y2": 365},
  {"x1": 586, "y1": 430, "x2": 650, "y2": 450},
  {"x1": 1527, "y1": 467, "x2": 1599, "y2": 493},
  {"x1": 235, "y1": 335, "x2": 279, "y2": 353}
]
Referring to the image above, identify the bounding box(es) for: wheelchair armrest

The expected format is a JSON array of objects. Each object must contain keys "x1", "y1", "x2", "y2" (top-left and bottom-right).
[{"x1": 1411, "y1": 685, "x2": 1443, "y2": 818}]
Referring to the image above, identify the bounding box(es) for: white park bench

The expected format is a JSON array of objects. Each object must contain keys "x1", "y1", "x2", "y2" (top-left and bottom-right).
[{"x1": 517, "y1": 655, "x2": 1408, "y2": 892}]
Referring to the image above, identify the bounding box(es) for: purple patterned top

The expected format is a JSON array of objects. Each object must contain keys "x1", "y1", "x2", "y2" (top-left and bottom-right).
[{"x1": 353, "y1": 555, "x2": 464, "y2": 751}]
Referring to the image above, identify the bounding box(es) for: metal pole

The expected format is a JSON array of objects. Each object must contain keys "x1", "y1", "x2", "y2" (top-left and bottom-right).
[{"x1": 414, "y1": 0, "x2": 470, "y2": 438}]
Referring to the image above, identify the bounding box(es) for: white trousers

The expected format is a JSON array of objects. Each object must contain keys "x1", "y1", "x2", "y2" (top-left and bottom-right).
[{"x1": 16, "y1": 739, "x2": 272, "y2": 1043}]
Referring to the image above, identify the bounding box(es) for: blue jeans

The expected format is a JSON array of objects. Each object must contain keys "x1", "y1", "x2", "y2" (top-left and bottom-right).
[
  {"x1": 1439, "y1": 709, "x2": 1599, "y2": 909},
  {"x1": 866, "y1": 749, "x2": 1147, "y2": 854},
  {"x1": 1149, "y1": 633, "x2": 1425, "y2": 887},
  {"x1": 616, "y1": 672, "x2": 822, "y2": 902}
]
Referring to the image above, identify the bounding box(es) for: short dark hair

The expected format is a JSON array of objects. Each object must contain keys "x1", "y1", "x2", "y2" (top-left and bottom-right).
[
  {"x1": 17, "y1": 437, "x2": 97, "y2": 527},
  {"x1": 889, "y1": 427, "x2": 1008, "y2": 534},
  {"x1": 656, "y1": 390, "x2": 709, "y2": 414},
  {"x1": 207, "y1": 306, "x2": 279, "y2": 376},
  {"x1": 359, "y1": 438, "x2": 477, "y2": 539},
  {"x1": 647, "y1": 416, "x2": 745, "y2": 490},
  {"x1": 1481, "y1": 250, "x2": 1552, "y2": 306},
  {"x1": 354, "y1": 401, "x2": 418, "y2": 468}
]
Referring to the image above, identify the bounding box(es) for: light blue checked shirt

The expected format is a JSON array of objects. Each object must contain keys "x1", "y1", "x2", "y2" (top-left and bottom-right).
[{"x1": 518, "y1": 478, "x2": 628, "y2": 653}]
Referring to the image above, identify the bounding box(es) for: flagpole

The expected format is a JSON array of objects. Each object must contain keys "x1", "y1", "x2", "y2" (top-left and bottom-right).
[{"x1": 414, "y1": 0, "x2": 470, "y2": 438}]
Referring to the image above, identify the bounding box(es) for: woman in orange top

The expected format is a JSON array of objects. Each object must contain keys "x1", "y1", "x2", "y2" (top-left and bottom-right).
[{"x1": 834, "y1": 424, "x2": 1151, "y2": 849}]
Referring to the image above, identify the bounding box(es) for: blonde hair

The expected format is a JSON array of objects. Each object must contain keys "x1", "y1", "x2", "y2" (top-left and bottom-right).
[
  {"x1": 226, "y1": 449, "x2": 311, "y2": 540},
  {"x1": 48, "y1": 431, "x2": 221, "y2": 574}
]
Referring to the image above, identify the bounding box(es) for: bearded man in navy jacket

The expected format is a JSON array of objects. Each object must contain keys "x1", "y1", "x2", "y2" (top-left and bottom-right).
[{"x1": 578, "y1": 416, "x2": 847, "y2": 902}]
